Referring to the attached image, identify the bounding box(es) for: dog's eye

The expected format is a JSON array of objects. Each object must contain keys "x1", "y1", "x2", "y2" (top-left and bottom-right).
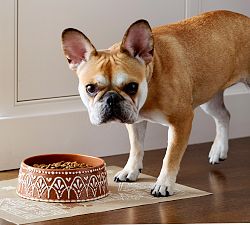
[
  {"x1": 86, "y1": 84, "x2": 98, "y2": 96},
  {"x1": 123, "y1": 82, "x2": 138, "y2": 95}
]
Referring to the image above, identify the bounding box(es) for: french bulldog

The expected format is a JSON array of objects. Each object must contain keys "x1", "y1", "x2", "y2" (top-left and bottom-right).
[{"x1": 61, "y1": 10, "x2": 250, "y2": 197}]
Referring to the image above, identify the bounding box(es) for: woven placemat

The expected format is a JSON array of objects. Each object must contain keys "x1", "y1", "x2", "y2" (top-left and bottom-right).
[{"x1": 0, "y1": 166, "x2": 211, "y2": 224}]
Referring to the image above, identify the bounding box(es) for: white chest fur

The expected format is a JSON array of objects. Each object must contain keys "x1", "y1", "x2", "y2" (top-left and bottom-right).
[{"x1": 138, "y1": 111, "x2": 169, "y2": 126}]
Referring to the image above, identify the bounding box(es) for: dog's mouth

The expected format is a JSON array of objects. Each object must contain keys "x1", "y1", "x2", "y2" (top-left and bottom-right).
[{"x1": 101, "y1": 115, "x2": 135, "y2": 124}]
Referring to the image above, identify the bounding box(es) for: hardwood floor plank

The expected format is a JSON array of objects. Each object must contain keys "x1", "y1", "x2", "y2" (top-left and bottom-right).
[{"x1": 0, "y1": 137, "x2": 249, "y2": 224}]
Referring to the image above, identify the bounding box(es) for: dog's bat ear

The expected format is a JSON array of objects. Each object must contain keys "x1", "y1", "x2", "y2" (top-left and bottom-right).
[
  {"x1": 61, "y1": 28, "x2": 97, "y2": 71},
  {"x1": 120, "y1": 20, "x2": 154, "y2": 65}
]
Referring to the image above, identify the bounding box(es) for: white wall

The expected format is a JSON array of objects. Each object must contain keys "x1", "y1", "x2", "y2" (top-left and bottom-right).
[{"x1": 0, "y1": 0, "x2": 249, "y2": 170}]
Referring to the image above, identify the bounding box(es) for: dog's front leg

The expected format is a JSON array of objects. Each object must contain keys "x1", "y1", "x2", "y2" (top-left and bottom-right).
[
  {"x1": 151, "y1": 112, "x2": 194, "y2": 197},
  {"x1": 114, "y1": 121, "x2": 147, "y2": 182}
]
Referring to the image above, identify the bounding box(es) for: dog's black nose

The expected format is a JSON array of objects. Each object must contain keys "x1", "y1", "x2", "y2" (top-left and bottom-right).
[{"x1": 104, "y1": 92, "x2": 123, "y2": 107}]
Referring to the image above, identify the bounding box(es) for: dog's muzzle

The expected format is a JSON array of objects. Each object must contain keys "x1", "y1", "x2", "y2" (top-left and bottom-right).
[
  {"x1": 95, "y1": 91, "x2": 135, "y2": 123},
  {"x1": 90, "y1": 91, "x2": 138, "y2": 125},
  {"x1": 100, "y1": 92, "x2": 125, "y2": 122}
]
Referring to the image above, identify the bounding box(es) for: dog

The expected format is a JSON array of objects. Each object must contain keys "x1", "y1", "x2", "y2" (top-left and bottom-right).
[{"x1": 61, "y1": 10, "x2": 250, "y2": 197}]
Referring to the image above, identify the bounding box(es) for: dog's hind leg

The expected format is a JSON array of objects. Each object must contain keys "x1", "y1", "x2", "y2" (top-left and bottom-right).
[
  {"x1": 244, "y1": 77, "x2": 250, "y2": 88},
  {"x1": 200, "y1": 91, "x2": 230, "y2": 164}
]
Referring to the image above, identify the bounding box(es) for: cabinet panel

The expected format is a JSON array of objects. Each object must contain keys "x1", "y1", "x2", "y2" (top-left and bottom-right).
[{"x1": 18, "y1": 0, "x2": 185, "y2": 101}]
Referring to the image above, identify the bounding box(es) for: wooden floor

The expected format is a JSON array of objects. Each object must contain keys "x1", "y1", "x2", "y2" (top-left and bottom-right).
[{"x1": 0, "y1": 137, "x2": 250, "y2": 224}]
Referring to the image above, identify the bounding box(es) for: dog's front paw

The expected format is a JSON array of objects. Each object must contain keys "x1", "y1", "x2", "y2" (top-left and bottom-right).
[
  {"x1": 114, "y1": 167, "x2": 142, "y2": 182},
  {"x1": 150, "y1": 182, "x2": 174, "y2": 197},
  {"x1": 150, "y1": 172, "x2": 176, "y2": 197}
]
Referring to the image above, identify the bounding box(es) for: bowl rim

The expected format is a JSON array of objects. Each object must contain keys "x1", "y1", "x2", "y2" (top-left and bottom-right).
[{"x1": 21, "y1": 153, "x2": 105, "y2": 171}]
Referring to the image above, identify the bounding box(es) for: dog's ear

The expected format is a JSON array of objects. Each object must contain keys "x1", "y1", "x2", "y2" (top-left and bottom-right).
[
  {"x1": 120, "y1": 20, "x2": 154, "y2": 65},
  {"x1": 61, "y1": 28, "x2": 97, "y2": 71}
]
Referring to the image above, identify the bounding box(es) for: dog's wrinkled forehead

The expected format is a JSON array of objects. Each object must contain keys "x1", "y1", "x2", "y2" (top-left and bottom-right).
[
  {"x1": 88, "y1": 73, "x2": 129, "y2": 88},
  {"x1": 77, "y1": 50, "x2": 145, "y2": 86}
]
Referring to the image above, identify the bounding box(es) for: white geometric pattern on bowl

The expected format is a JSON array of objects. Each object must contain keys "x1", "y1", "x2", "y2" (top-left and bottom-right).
[{"x1": 16, "y1": 154, "x2": 109, "y2": 202}]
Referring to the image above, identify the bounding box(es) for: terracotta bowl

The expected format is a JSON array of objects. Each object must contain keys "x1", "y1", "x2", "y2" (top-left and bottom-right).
[{"x1": 16, "y1": 154, "x2": 109, "y2": 202}]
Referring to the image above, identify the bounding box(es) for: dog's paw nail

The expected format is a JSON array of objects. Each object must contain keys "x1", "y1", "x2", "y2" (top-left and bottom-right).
[
  {"x1": 153, "y1": 192, "x2": 162, "y2": 197},
  {"x1": 114, "y1": 177, "x2": 120, "y2": 182},
  {"x1": 156, "y1": 192, "x2": 162, "y2": 197},
  {"x1": 125, "y1": 177, "x2": 131, "y2": 182},
  {"x1": 150, "y1": 186, "x2": 156, "y2": 194},
  {"x1": 139, "y1": 169, "x2": 142, "y2": 173},
  {"x1": 219, "y1": 158, "x2": 225, "y2": 161},
  {"x1": 154, "y1": 190, "x2": 170, "y2": 197},
  {"x1": 151, "y1": 185, "x2": 171, "y2": 197}
]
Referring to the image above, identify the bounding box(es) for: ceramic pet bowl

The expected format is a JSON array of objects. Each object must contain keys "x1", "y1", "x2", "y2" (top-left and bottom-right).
[{"x1": 17, "y1": 154, "x2": 109, "y2": 202}]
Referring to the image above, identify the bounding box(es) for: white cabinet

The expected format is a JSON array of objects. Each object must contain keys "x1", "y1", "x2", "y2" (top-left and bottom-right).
[
  {"x1": 0, "y1": 0, "x2": 186, "y2": 170},
  {"x1": 17, "y1": 0, "x2": 185, "y2": 101},
  {"x1": 16, "y1": 0, "x2": 250, "y2": 104},
  {"x1": 0, "y1": 0, "x2": 250, "y2": 171}
]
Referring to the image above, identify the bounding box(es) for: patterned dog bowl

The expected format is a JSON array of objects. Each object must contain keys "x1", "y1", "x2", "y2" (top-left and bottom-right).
[{"x1": 16, "y1": 154, "x2": 109, "y2": 202}]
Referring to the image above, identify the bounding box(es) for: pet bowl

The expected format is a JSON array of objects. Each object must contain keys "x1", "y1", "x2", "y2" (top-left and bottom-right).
[{"x1": 16, "y1": 154, "x2": 109, "y2": 202}]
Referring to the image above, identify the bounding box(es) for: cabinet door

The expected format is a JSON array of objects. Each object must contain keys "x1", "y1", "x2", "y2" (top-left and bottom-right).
[{"x1": 17, "y1": 0, "x2": 185, "y2": 101}]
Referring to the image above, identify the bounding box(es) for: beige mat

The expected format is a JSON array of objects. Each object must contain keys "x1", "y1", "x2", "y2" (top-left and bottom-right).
[{"x1": 0, "y1": 166, "x2": 211, "y2": 224}]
